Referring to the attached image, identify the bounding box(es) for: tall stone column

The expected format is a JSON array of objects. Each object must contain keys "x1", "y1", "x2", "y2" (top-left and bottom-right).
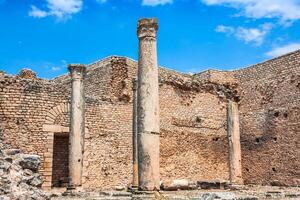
[
  {"x1": 132, "y1": 78, "x2": 139, "y2": 189},
  {"x1": 137, "y1": 18, "x2": 160, "y2": 191},
  {"x1": 68, "y1": 64, "x2": 86, "y2": 190},
  {"x1": 227, "y1": 100, "x2": 243, "y2": 185}
]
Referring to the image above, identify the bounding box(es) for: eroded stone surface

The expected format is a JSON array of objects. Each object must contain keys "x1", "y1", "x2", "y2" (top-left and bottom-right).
[{"x1": 0, "y1": 148, "x2": 49, "y2": 199}]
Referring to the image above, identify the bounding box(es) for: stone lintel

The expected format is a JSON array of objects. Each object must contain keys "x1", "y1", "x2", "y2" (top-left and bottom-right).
[{"x1": 42, "y1": 124, "x2": 69, "y2": 133}]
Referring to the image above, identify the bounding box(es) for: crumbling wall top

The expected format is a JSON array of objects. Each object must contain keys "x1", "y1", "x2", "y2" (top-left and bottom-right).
[
  {"x1": 194, "y1": 69, "x2": 237, "y2": 85},
  {"x1": 17, "y1": 69, "x2": 37, "y2": 80},
  {"x1": 0, "y1": 70, "x2": 5, "y2": 77}
]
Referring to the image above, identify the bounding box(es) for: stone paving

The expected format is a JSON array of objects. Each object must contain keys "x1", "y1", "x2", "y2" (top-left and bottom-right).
[{"x1": 51, "y1": 186, "x2": 300, "y2": 200}]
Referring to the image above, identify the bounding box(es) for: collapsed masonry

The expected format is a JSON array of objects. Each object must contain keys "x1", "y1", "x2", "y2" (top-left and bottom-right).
[
  {"x1": 0, "y1": 18, "x2": 299, "y2": 193},
  {"x1": 0, "y1": 147, "x2": 49, "y2": 199}
]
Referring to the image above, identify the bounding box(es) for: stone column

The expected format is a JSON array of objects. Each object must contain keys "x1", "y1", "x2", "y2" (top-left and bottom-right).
[
  {"x1": 68, "y1": 64, "x2": 86, "y2": 190},
  {"x1": 137, "y1": 18, "x2": 160, "y2": 191},
  {"x1": 227, "y1": 100, "x2": 243, "y2": 185},
  {"x1": 132, "y1": 78, "x2": 139, "y2": 189}
]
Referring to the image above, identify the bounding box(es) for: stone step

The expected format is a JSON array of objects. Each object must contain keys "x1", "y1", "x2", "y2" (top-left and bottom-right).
[{"x1": 51, "y1": 190, "x2": 300, "y2": 200}]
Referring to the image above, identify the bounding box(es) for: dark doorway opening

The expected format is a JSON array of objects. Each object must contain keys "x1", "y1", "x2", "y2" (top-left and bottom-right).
[{"x1": 52, "y1": 133, "x2": 69, "y2": 188}]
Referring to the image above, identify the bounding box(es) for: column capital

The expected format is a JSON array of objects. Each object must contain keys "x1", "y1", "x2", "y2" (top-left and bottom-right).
[
  {"x1": 137, "y1": 18, "x2": 158, "y2": 39},
  {"x1": 68, "y1": 64, "x2": 86, "y2": 79}
]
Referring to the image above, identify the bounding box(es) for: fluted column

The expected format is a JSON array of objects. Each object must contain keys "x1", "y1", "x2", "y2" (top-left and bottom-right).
[
  {"x1": 227, "y1": 100, "x2": 243, "y2": 185},
  {"x1": 68, "y1": 64, "x2": 86, "y2": 190},
  {"x1": 132, "y1": 78, "x2": 139, "y2": 189},
  {"x1": 137, "y1": 18, "x2": 160, "y2": 191}
]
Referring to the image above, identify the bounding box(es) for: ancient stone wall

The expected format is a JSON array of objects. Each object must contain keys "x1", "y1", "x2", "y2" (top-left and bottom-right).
[
  {"x1": 159, "y1": 84, "x2": 230, "y2": 182},
  {"x1": 234, "y1": 50, "x2": 300, "y2": 187},
  {"x1": 1, "y1": 56, "x2": 234, "y2": 189},
  {"x1": 83, "y1": 102, "x2": 133, "y2": 190},
  {"x1": 0, "y1": 51, "x2": 298, "y2": 191},
  {"x1": 0, "y1": 72, "x2": 69, "y2": 188}
]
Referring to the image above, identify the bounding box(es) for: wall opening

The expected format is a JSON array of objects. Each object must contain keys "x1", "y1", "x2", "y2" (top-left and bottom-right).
[
  {"x1": 52, "y1": 133, "x2": 69, "y2": 188},
  {"x1": 255, "y1": 138, "x2": 260, "y2": 143}
]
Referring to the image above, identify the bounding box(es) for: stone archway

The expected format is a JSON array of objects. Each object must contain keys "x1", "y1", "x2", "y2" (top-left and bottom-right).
[{"x1": 42, "y1": 103, "x2": 70, "y2": 189}]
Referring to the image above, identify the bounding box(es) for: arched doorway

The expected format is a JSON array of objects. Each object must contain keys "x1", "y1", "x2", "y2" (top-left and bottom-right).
[{"x1": 42, "y1": 103, "x2": 70, "y2": 189}]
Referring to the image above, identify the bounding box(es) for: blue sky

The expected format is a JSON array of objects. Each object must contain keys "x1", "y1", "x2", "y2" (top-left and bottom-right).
[{"x1": 0, "y1": 0, "x2": 300, "y2": 79}]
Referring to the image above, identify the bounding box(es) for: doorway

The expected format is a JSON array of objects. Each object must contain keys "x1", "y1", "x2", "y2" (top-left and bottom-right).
[{"x1": 52, "y1": 133, "x2": 69, "y2": 187}]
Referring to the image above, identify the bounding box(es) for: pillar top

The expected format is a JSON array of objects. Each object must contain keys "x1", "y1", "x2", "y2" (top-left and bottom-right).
[
  {"x1": 137, "y1": 18, "x2": 158, "y2": 39},
  {"x1": 68, "y1": 64, "x2": 86, "y2": 74}
]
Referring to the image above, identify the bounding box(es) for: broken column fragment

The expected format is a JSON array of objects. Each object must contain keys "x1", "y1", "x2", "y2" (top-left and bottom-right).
[
  {"x1": 227, "y1": 100, "x2": 243, "y2": 185},
  {"x1": 68, "y1": 64, "x2": 86, "y2": 190},
  {"x1": 137, "y1": 18, "x2": 160, "y2": 191}
]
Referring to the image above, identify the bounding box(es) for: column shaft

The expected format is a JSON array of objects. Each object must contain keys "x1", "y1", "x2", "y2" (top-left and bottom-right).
[
  {"x1": 68, "y1": 64, "x2": 86, "y2": 189},
  {"x1": 227, "y1": 100, "x2": 243, "y2": 185},
  {"x1": 132, "y1": 78, "x2": 138, "y2": 188},
  {"x1": 137, "y1": 18, "x2": 160, "y2": 191}
]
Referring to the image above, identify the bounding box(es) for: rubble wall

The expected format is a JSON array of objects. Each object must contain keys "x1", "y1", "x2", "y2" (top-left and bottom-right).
[
  {"x1": 0, "y1": 72, "x2": 69, "y2": 189},
  {"x1": 1, "y1": 50, "x2": 298, "y2": 190},
  {"x1": 81, "y1": 58, "x2": 234, "y2": 189},
  {"x1": 234, "y1": 50, "x2": 300, "y2": 186},
  {"x1": 0, "y1": 58, "x2": 233, "y2": 190},
  {"x1": 159, "y1": 84, "x2": 230, "y2": 182}
]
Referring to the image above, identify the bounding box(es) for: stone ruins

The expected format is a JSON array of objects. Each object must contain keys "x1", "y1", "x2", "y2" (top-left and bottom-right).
[{"x1": 0, "y1": 18, "x2": 299, "y2": 199}]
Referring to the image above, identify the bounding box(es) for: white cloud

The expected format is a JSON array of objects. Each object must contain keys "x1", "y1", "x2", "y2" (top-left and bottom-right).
[
  {"x1": 51, "y1": 66, "x2": 61, "y2": 71},
  {"x1": 266, "y1": 43, "x2": 300, "y2": 57},
  {"x1": 215, "y1": 25, "x2": 234, "y2": 35},
  {"x1": 29, "y1": 0, "x2": 83, "y2": 19},
  {"x1": 202, "y1": 0, "x2": 300, "y2": 22},
  {"x1": 236, "y1": 24, "x2": 272, "y2": 45},
  {"x1": 29, "y1": 6, "x2": 48, "y2": 18},
  {"x1": 61, "y1": 59, "x2": 67, "y2": 64},
  {"x1": 142, "y1": 0, "x2": 173, "y2": 6},
  {"x1": 48, "y1": 0, "x2": 82, "y2": 18},
  {"x1": 216, "y1": 23, "x2": 272, "y2": 45}
]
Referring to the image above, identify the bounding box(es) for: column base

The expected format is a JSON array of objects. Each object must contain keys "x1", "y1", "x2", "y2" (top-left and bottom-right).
[
  {"x1": 63, "y1": 186, "x2": 84, "y2": 196},
  {"x1": 128, "y1": 186, "x2": 139, "y2": 192},
  {"x1": 228, "y1": 183, "x2": 245, "y2": 190},
  {"x1": 132, "y1": 185, "x2": 139, "y2": 189}
]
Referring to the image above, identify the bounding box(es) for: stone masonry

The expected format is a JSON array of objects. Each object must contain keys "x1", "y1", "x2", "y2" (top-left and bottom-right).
[{"x1": 0, "y1": 33, "x2": 299, "y2": 191}]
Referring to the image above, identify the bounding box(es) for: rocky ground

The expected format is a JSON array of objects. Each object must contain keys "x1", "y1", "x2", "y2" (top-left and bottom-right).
[{"x1": 0, "y1": 148, "x2": 49, "y2": 200}]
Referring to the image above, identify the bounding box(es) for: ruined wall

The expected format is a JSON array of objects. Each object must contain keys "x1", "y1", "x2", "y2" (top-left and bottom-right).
[
  {"x1": 83, "y1": 102, "x2": 133, "y2": 190},
  {"x1": 159, "y1": 84, "x2": 230, "y2": 182},
  {"x1": 54, "y1": 56, "x2": 136, "y2": 103},
  {"x1": 0, "y1": 70, "x2": 69, "y2": 188},
  {"x1": 0, "y1": 57, "x2": 238, "y2": 190},
  {"x1": 158, "y1": 68, "x2": 239, "y2": 183},
  {"x1": 234, "y1": 50, "x2": 300, "y2": 187},
  {"x1": 81, "y1": 58, "x2": 237, "y2": 188},
  {"x1": 1, "y1": 51, "x2": 298, "y2": 191},
  {"x1": 0, "y1": 67, "x2": 134, "y2": 190}
]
